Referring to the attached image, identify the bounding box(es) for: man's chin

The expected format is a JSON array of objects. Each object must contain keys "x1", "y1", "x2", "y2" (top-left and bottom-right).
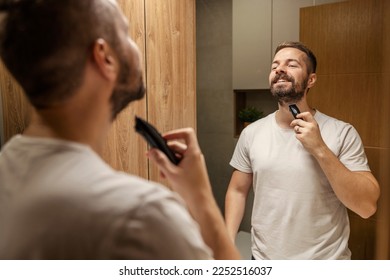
[
  {"x1": 271, "y1": 91, "x2": 303, "y2": 104},
  {"x1": 272, "y1": 83, "x2": 292, "y2": 91}
]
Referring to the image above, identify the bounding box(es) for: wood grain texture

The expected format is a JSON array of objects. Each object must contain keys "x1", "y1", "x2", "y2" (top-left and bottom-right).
[
  {"x1": 301, "y1": 0, "x2": 384, "y2": 148},
  {"x1": 376, "y1": 148, "x2": 390, "y2": 259},
  {"x1": 376, "y1": 0, "x2": 390, "y2": 260},
  {"x1": 308, "y1": 74, "x2": 381, "y2": 147},
  {"x1": 100, "y1": 0, "x2": 148, "y2": 178},
  {"x1": 0, "y1": 62, "x2": 31, "y2": 142},
  {"x1": 145, "y1": 0, "x2": 196, "y2": 184},
  {"x1": 301, "y1": 0, "x2": 389, "y2": 259},
  {"x1": 300, "y1": 0, "x2": 382, "y2": 75}
]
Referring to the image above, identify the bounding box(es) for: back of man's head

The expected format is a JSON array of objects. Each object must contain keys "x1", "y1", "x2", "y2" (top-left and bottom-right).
[{"x1": 0, "y1": 0, "x2": 120, "y2": 108}]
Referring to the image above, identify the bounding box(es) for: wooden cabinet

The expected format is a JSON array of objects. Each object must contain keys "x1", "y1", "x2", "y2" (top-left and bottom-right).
[
  {"x1": 144, "y1": 0, "x2": 196, "y2": 183},
  {"x1": 100, "y1": 0, "x2": 148, "y2": 179},
  {"x1": 102, "y1": 0, "x2": 196, "y2": 185},
  {"x1": 0, "y1": 0, "x2": 196, "y2": 185}
]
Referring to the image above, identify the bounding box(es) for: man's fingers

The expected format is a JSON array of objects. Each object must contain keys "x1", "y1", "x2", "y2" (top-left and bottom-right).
[
  {"x1": 167, "y1": 141, "x2": 187, "y2": 155},
  {"x1": 147, "y1": 149, "x2": 175, "y2": 176},
  {"x1": 162, "y1": 128, "x2": 200, "y2": 152}
]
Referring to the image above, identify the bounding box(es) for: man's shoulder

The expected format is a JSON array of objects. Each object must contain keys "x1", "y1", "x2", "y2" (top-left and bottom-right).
[
  {"x1": 315, "y1": 110, "x2": 354, "y2": 131},
  {"x1": 241, "y1": 112, "x2": 275, "y2": 135}
]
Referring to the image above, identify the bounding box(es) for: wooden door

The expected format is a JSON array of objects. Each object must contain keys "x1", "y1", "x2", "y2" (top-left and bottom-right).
[{"x1": 300, "y1": 0, "x2": 389, "y2": 259}]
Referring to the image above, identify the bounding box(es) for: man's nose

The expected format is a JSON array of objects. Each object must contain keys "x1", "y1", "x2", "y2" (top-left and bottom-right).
[{"x1": 275, "y1": 64, "x2": 286, "y2": 74}]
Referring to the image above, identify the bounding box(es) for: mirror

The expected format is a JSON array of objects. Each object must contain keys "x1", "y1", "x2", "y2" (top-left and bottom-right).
[
  {"x1": 196, "y1": 0, "x2": 346, "y2": 228},
  {"x1": 196, "y1": 0, "x2": 389, "y2": 260}
]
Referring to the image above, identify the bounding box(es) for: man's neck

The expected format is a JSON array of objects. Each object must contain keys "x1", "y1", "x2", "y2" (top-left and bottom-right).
[
  {"x1": 24, "y1": 104, "x2": 111, "y2": 153},
  {"x1": 275, "y1": 101, "x2": 314, "y2": 129}
]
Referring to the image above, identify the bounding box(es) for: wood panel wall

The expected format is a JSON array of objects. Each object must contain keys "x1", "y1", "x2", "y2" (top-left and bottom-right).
[
  {"x1": 0, "y1": 64, "x2": 31, "y2": 140},
  {"x1": 145, "y1": 0, "x2": 197, "y2": 184},
  {"x1": 377, "y1": 0, "x2": 390, "y2": 260},
  {"x1": 300, "y1": 0, "x2": 389, "y2": 259},
  {"x1": 100, "y1": 0, "x2": 148, "y2": 178},
  {"x1": 0, "y1": 0, "x2": 197, "y2": 185},
  {"x1": 102, "y1": 0, "x2": 196, "y2": 184}
]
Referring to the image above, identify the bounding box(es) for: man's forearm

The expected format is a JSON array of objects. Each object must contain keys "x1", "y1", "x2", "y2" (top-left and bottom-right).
[
  {"x1": 191, "y1": 193, "x2": 240, "y2": 260},
  {"x1": 313, "y1": 145, "x2": 380, "y2": 218},
  {"x1": 225, "y1": 189, "x2": 247, "y2": 241}
]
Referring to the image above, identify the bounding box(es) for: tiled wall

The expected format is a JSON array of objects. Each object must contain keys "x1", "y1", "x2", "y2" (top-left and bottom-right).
[{"x1": 196, "y1": 0, "x2": 238, "y2": 214}]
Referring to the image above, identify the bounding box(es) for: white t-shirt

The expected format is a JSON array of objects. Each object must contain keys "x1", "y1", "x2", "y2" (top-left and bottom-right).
[
  {"x1": 230, "y1": 110, "x2": 370, "y2": 260},
  {"x1": 0, "y1": 135, "x2": 212, "y2": 259}
]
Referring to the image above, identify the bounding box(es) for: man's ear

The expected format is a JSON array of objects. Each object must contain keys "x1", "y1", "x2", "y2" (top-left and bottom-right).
[
  {"x1": 91, "y1": 38, "x2": 118, "y2": 81},
  {"x1": 307, "y1": 73, "x2": 317, "y2": 89}
]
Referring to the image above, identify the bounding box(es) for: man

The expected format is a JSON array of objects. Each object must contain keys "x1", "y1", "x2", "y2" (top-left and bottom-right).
[
  {"x1": 0, "y1": 0, "x2": 239, "y2": 259},
  {"x1": 225, "y1": 41, "x2": 380, "y2": 259}
]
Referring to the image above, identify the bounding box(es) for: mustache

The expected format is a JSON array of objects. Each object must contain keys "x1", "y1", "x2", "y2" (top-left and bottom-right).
[{"x1": 271, "y1": 73, "x2": 294, "y2": 84}]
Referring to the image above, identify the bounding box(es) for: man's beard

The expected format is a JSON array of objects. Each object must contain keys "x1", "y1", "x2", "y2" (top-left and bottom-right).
[
  {"x1": 110, "y1": 59, "x2": 146, "y2": 120},
  {"x1": 270, "y1": 73, "x2": 308, "y2": 105}
]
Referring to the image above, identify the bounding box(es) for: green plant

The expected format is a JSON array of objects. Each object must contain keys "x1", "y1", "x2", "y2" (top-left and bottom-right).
[{"x1": 238, "y1": 106, "x2": 264, "y2": 123}]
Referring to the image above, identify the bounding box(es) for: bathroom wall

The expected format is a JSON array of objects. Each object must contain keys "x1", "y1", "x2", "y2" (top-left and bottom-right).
[
  {"x1": 196, "y1": 0, "x2": 253, "y2": 232},
  {"x1": 196, "y1": 0, "x2": 235, "y2": 208}
]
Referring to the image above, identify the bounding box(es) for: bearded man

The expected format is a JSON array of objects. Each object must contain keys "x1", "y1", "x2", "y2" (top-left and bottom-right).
[
  {"x1": 225, "y1": 41, "x2": 380, "y2": 260},
  {"x1": 0, "y1": 0, "x2": 240, "y2": 260}
]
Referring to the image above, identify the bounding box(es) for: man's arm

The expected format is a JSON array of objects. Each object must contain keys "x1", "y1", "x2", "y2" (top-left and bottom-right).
[
  {"x1": 147, "y1": 128, "x2": 241, "y2": 260},
  {"x1": 225, "y1": 170, "x2": 253, "y2": 241},
  {"x1": 308, "y1": 149, "x2": 379, "y2": 219},
  {"x1": 292, "y1": 112, "x2": 380, "y2": 218}
]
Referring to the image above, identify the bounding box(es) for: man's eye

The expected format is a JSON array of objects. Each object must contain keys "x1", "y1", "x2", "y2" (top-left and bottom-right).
[{"x1": 288, "y1": 64, "x2": 298, "y2": 68}]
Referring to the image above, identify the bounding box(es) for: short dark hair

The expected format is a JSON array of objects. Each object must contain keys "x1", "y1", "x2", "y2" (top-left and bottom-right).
[
  {"x1": 274, "y1": 41, "x2": 317, "y2": 74},
  {"x1": 0, "y1": 0, "x2": 121, "y2": 108}
]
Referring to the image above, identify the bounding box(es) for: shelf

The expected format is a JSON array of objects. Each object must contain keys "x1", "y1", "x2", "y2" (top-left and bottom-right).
[{"x1": 234, "y1": 89, "x2": 278, "y2": 137}]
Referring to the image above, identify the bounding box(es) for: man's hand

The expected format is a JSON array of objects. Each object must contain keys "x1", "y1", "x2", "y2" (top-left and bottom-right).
[
  {"x1": 290, "y1": 111, "x2": 327, "y2": 156},
  {"x1": 147, "y1": 127, "x2": 241, "y2": 260}
]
